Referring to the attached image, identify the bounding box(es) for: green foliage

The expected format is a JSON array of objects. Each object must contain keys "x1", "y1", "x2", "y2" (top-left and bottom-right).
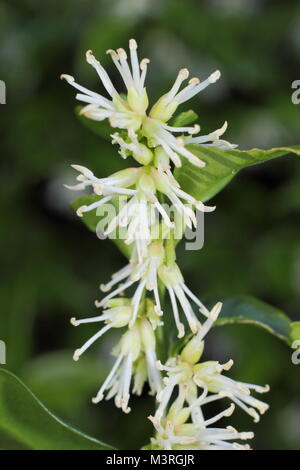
[
  {"x1": 2, "y1": 0, "x2": 300, "y2": 450},
  {"x1": 216, "y1": 297, "x2": 293, "y2": 344},
  {"x1": 0, "y1": 368, "x2": 114, "y2": 450},
  {"x1": 21, "y1": 351, "x2": 107, "y2": 416},
  {"x1": 168, "y1": 296, "x2": 294, "y2": 358},
  {"x1": 175, "y1": 146, "x2": 300, "y2": 202}
]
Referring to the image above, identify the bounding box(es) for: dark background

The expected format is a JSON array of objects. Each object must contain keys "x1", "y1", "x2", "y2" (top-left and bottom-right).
[{"x1": 1, "y1": 0, "x2": 300, "y2": 449}]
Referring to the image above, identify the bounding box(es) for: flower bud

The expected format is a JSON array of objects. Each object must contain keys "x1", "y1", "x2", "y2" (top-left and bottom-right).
[
  {"x1": 149, "y1": 95, "x2": 178, "y2": 122},
  {"x1": 194, "y1": 361, "x2": 221, "y2": 381},
  {"x1": 111, "y1": 168, "x2": 141, "y2": 187},
  {"x1": 140, "y1": 318, "x2": 156, "y2": 351},
  {"x1": 180, "y1": 337, "x2": 204, "y2": 365},
  {"x1": 137, "y1": 173, "x2": 156, "y2": 199},
  {"x1": 120, "y1": 326, "x2": 142, "y2": 360},
  {"x1": 151, "y1": 168, "x2": 171, "y2": 194},
  {"x1": 106, "y1": 298, "x2": 131, "y2": 308},
  {"x1": 133, "y1": 355, "x2": 147, "y2": 395},
  {"x1": 167, "y1": 407, "x2": 190, "y2": 427},
  {"x1": 108, "y1": 306, "x2": 132, "y2": 328},
  {"x1": 133, "y1": 143, "x2": 153, "y2": 166},
  {"x1": 154, "y1": 146, "x2": 170, "y2": 170},
  {"x1": 158, "y1": 263, "x2": 183, "y2": 288},
  {"x1": 127, "y1": 86, "x2": 149, "y2": 114},
  {"x1": 148, "y1": 241, "x2": 165, "y2": 261}
]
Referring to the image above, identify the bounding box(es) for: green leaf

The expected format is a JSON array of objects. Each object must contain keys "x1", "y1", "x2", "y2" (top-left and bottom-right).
[
  {"x1": 0, "y1": 368, "x2": 114, "y2": 450},
  {"x1": 215, "y1": 296, "x2": 292, "y2": 343},
  {"x1": 75, "y1": 106, "x2": 112, "y2": 141},
  {"x1": 71, "y1": 195, "x2": 132, "y2": 259},
  {"x1": 21, "y1": 351, "x2": 108, "y2": 416},
  {"x1": 174, "y1": 145, "x2": 300, "y2": 202},
  {"x1": 172, "y1": 110, "x2": 198, "y2": 127}
]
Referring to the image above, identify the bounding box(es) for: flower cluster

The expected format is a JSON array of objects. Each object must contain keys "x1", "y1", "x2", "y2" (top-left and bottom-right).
[
  {"x1": 62, "y1": 40, "x2": 268, "y2": 449},
  {"x1": 148, "y1": 303, "x2": 269, "y2": 450}
]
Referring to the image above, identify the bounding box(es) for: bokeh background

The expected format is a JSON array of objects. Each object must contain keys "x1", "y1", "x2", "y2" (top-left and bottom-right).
[{"x1": 1, "y1": 0, "x2": 300, "y2": 449}]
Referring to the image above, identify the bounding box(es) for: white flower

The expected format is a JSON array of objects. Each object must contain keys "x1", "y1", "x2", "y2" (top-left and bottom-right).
[
  {"x1": 151, "y1": 166, "x2": 215, "y2": 229},
  {"x1": 97, "y1": 242, "x2": 213, "y2": 335},
  {"x1": 65, "y1": 165, "x2": 141, "y2": 216},
  {"x1": 70, "y1": 298, "x2": 132, "y2": 361},
  {"x1": 91, "y1": 318, "x2": 162, "y2": 412},
  {"x1": 97, "y1": 241, "x2": 165, "y2": 323},
  {"x1": 149, "y1": 389, "x2": 253, "y2": 450},
  {"x1": 61, "y1": 40, "x2": 149, "y2": 132},
  {"x1": 158, "y1": 263, "x2": 213, "y2": 337},
  {"x1": 92, "y1": 325, "x2": 141, "y2": 413},
  {"x1": 66, "y1": 165, "x2": 156, "y2": 260},
  {"x1": 155, "y1": 303, "x2": 269, "y2": 425},
  {"x1": 111, "y1": 128, "x2": 153, "y2": 165},
  {"x1": 102, "y1": 172, "x2": 157, "y2": 262},
  {"x1": 185, "y1": 120, "x2": 238, "y2": 151},
  {"x1": 194, "y1": 362, "x2": 270, "y2": 423},
  {"x1": 67, "y1": 163, "x2": 213, "y2": 249},
  {"x1": 61, "y1": 39, "x2": 236, "y2": 169},
  {"x1": 149, "y1": 412, "x2": 254, "y2": 450}
]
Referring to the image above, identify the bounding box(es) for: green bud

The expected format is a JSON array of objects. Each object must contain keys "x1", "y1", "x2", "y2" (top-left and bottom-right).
[
  {"x1": 109, "y1": 306, "x2": 132, "y2": 328},
  {"x1": 149, "y1": 95, "x2": 178, "y2": 122},
  {"x1": 133, "y1": 144, "x2": 153, "y2": 165},
  {"x1": 121, "y1": 326, "x2": 142, "y2": 360},
  {"x1": 111, "y1": 168, "x2": 141, "y2": 187},
  {"x1": 137, "y1": 173, "x2": 156, "y2": 198},
  {"x1": 133, "y1": 355, "x2": 147, "y2": 395},
  {"x1": 127, "y1": 86, "x2": 149, "y2": 114},
  {"x1": 106, "y1": 298, "x2": 131, "y2": 308},
  {"x1": 158, "y1": 263, "x2": 183, "y2": 288},
  {"x1": 112, "y1": 94, "x2": 131, "y2": 113},
  {"x1": 180, "y1": 337, "x2": 204, "y2": 365},
  {"x1": 154, "y1": 146, "x2": 170, "y2": 170},
  {"x1": 168, "y1": 407, "x2": 190, "y2": 427},
  {"x1": 140, "y1": 318, "x2": 156, "y2": 351},
  {"x1": 194, "y1": 361, "x2": 220, "y2": 380},
  {"x1": 151, "y1": 168, "x2": 171, "y2": 194},
  {"x1": 148, "y1": 241, "x2": 165, "y2": 261}
]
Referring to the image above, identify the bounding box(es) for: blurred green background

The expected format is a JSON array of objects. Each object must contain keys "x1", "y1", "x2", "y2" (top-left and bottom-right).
[{"x1": 1, "y1": 0, "x2": 300, "y2": 450}]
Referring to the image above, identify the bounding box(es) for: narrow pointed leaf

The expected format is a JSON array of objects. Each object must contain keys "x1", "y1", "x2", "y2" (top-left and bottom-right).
[
  {"x1": 175, "y1": 145, "x2": 300, "y2": 202},
  {"x1": 0, "y1": 368, "x2": 114, "y2": 450},
  {"x1": 215, "y1": 296, "x2": 292, "y2": 343}
]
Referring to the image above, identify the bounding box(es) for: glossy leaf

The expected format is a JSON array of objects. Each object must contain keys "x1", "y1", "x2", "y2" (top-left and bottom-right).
[
  {"x1": 0, "y1": 368, "x2": 114, "y2": 450},
  {"x1": 215, "y1": 296, "x2": 292, "y2": 343},
  {"x1": 175, "y1": 145, "x2": 300, "y2": 202}
]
